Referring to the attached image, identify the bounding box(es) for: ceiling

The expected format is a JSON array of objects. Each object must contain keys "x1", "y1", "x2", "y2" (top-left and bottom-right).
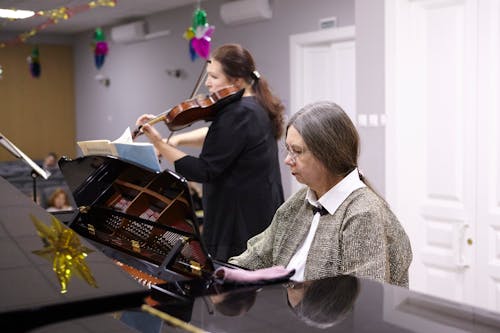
[{"x1": 0, "y1": 0, "x2": 200, "y2": 34}]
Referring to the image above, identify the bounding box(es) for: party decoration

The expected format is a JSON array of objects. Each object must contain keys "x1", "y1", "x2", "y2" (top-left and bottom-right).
[
  {"x1": 27, "y1": 45, "x2": 41, "y2": 78},
  {"x1": 0, "y1": 0, "x2": 116, "y2": 48},
  {"x1": 183, "y1": 7, "x2": 215, "y2": 61},
  {"x1": 92, "y1": 27, "x2": 108, "y2": 69},
  {"x1": 31, "y1": 214, "x2": 98, "y2": 294}
]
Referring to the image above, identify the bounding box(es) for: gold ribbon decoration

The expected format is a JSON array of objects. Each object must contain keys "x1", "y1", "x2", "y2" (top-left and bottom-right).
[
  {"x1": 31, "y1": 214, "x2": 98, "y2": 293},
  {"x1": 0, "y1": 0, "x2": 117, "y2": 48}
]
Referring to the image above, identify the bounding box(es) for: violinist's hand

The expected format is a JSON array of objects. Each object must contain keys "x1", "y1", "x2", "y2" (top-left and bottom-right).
[
  {"x1": 136, "y1": 114, "x2": 156, "y2": 126},
  {"x1": 141, "y1": 123, "x2": 163, "y2": 146}
]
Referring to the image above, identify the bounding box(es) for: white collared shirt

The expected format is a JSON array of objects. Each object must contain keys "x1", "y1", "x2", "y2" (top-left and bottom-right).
[{"x1": 286, "y1": 168, "x2": 366, "y2": 281}]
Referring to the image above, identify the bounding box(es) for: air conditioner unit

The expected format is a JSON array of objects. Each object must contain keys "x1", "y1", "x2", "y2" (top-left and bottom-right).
[
  {"x1": 110, "y1": 21, "x2": 146, "y2": 44},
  {"x1": 220, "y1": 0, "x2": 272, "y2": 25}
]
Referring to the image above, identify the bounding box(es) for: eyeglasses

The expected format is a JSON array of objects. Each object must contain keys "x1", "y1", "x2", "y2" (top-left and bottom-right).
[{"x1": 282, "y1": 143, "x2": 307, "y2": 163}]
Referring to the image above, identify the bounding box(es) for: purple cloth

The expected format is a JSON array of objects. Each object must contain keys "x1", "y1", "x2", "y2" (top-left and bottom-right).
[{"x1": 214, "y1": 266, "x2": 293, "y2": 283}]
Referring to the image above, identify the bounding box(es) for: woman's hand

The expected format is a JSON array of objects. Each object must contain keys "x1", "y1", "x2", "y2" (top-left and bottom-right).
[
  {"x1": 141, "y1": 123, "x2": 163, "y2": 146},
  {"x1": 136, "y1": 114, "x2": 164, "y2": 147},
  {"x1": 135, "y1": 114, "x2": 156, "y2": 126}
]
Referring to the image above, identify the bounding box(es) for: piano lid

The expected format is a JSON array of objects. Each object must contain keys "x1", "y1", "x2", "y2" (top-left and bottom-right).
[
  {"x1": 58, "y1": 155, "x2": 215, "y2": 282},
  {"x1": 0, "y1": 176, "x2": 148, "y2": 332}
]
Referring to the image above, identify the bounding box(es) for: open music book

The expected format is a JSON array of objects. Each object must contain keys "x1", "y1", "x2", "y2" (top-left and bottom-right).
[{"x1": 77, "y1": 127, "x2": 161, "y2": 172}]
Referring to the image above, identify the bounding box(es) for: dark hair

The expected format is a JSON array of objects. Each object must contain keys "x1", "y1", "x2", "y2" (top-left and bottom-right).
[
  {"x1": 211, "y1": 44, "x2": 285, "y2": 138},
  {"x1": 290, "y1": 275, "x2": 360, "y2": 329},
  {"x1": 47, "y1": 152, "x2": 58, "y2": 159}
]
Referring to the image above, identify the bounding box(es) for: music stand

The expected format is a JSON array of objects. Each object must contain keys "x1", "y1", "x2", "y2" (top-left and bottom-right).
[{"x1": 0, "y1": 132, "x2": 49, "y2": 203}]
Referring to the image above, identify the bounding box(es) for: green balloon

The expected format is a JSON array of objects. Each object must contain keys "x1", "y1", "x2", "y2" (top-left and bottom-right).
[
  {"x1": 94, "y1": 28, "x2": 105, "y2": 41},
  {"x1": 192, "y1": 8, "x2": 207, "y2": 28},
  {"x1": 32, "y1": 46, "x2": 39, "y2": 58}
]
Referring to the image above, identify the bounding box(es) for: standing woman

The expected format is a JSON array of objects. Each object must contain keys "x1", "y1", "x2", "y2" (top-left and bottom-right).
[{"x1": 136, "y1": 44, "x2": 285, "y2": 261}]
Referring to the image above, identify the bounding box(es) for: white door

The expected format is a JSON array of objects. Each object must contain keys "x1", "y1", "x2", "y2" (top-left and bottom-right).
[
  {"x1": 475, "y1": 0, "x2": 500, "y2": 312},
  {"x1": 386, "y1": 0, "x2": 500, "y2": 311},
  {"x1": 290, "y1": 26, "x2": 356, "y2": 193}
]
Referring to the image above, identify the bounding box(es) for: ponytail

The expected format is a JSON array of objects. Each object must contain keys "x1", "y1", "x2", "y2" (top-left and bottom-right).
[
  {"x1": 252, "y1": 76, "x2": 285, "y2": 139},
  {"x1": 211, "y1": 44, "x2": 285, "y2": 139}
]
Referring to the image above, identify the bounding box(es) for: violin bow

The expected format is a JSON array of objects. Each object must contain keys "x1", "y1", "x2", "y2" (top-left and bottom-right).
[
  {"x1": 163, "y1": 61, "x2": 207, "y2": 142},
  {"x1": 189, "y1": 60, "x2": 208, "y2": 99}
]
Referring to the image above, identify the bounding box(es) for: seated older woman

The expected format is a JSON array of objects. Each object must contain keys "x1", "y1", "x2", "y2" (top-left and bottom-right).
[{"x1": 229, "y1": 101, "x2": 412, "y2": 287}]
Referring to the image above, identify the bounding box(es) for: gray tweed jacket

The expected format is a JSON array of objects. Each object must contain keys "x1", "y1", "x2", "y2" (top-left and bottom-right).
[{"x1": 229, "y1": 187, "x2": 413, "y2": 287}]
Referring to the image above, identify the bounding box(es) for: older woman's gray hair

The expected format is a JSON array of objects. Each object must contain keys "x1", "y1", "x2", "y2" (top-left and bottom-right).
[
  {"x1": 289, "y1": 275, "x2": 360, "y2": 329},
  {"x1": 287, "y1": 101, "x2": 360, "y2": 178}
]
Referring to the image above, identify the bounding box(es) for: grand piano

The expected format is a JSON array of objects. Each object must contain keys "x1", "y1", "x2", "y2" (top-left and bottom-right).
[{"x1": 1, "y1": 156, "x2": 500, "y2": 333}]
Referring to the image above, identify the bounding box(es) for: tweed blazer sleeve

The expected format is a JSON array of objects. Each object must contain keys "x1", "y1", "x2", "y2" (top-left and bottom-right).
[
  {"x1": 337, "y1": 188, "x2": 412, "y2": 287},
  {"x1": 339, "y1": 202, "x2": 389, "y2": 282}
]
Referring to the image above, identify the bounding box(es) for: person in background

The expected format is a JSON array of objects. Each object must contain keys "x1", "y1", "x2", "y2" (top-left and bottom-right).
[
  {"x1": 46, "y1": 188, "x2": 73, "y2": 212},
  {"x1": 229, "y1": 101, "x2": 412, "y2": 287},
  {"x1": 136, "y1": 44, "x2": 285, "y2": 261},
  {"x1": 42, "y1": 152, "x2": 59, "y2": 172}
]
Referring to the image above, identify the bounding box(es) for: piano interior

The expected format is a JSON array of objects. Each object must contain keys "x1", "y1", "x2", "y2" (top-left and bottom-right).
[{"x1": 59, "y1": 155, "x2": 215, "y2": 283}]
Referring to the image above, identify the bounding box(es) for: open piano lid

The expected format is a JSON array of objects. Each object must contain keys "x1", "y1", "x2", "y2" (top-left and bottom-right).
[{"x1": 59, "y1": 155, "x2": 215, "y2": 283}]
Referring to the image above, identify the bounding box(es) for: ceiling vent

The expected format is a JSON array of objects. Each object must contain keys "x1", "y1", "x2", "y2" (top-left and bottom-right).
[
  {"x1": 110, "y1": 21, "x2": 170, "y2": 44},
  {"x1": 220, "y1": 0, "x2": 272, "y2": 25},
  {"x1": 111, "y1": 21, "x2": 146, "y2": 43}
]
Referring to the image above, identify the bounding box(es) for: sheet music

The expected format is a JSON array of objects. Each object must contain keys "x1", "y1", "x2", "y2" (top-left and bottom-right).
[
  {"x1": 113, "y1": 127, "x2": 133, "y2": 144},
  {"x1": 0, "y1": 133, "x2": 50, "y2": 179},
  {"x1": 77, "y1": 127, "x2": 161, "y2": 172}
]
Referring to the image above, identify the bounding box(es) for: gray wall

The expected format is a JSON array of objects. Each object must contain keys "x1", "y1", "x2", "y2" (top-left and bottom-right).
[
  {"x1": 73, "y1": 0, "x2": 363, "y2": 198},
  {"x1": 355, "y1": 0, "x2": 386, "y2": 195}
]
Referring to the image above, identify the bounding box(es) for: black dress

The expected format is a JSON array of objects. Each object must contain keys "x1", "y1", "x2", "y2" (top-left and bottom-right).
[{"x1": 174, "y1": 96, "x2": 284, "y2": 261}]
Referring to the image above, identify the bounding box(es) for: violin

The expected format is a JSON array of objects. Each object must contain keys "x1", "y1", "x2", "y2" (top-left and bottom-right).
[{"x1": 132, "y1": 86, "x2": 245, "y2": 139}]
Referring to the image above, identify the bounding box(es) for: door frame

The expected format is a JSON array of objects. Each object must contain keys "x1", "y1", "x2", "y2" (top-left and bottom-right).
[
  {"x1": 289, "y1": 26, "x2": 355, "y2": 117},
  {"x1": 289, "y1": 26, "x2": 355, "y2": 193}
]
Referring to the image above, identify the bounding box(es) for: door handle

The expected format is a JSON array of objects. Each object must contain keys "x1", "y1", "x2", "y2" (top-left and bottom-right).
[{"x1": 455, "y1": 223, "x2": 470, "y2": 269}]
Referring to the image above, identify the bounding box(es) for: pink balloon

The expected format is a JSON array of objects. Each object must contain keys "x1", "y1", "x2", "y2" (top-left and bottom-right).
[{"x1": 191, "y1": 37, "x2": 211, "y2": 59}]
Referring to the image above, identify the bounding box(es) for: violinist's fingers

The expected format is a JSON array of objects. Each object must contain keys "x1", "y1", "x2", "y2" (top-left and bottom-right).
[
  {"x1": 141, "y1": 124, "x2": 163, "y2": 144},
  {"x1": 135, "y1": 114, "x2": 156, "y2": 126}
]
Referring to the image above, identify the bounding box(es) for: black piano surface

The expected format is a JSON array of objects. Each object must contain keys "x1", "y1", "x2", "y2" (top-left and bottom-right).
[
  {"x1": 3, "y1": 154, "x2": 500, "y2": 333},
  {"x1": 0, "y1": 176, "x2": 149, "y2": 332},
  {"x1": 151, "y1": 274, "x2": 500, "y2": 333}
]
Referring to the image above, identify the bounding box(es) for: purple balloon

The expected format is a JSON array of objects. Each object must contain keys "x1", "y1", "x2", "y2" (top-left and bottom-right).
[
  {"x1": 30, "y1": 61, "x2": 41, "y2": 78},
  {"x1": 95, "y1": 41, "x2": 108, "y2": 56}
]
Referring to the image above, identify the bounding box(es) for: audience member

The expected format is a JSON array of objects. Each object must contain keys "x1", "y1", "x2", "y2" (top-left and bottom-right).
[
  {"x1": 46, "y1": 188, "x2": 73, "y2": 212},
  {"x1": 42, "y1": 152, "x2": 59, "y2": 173}
]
